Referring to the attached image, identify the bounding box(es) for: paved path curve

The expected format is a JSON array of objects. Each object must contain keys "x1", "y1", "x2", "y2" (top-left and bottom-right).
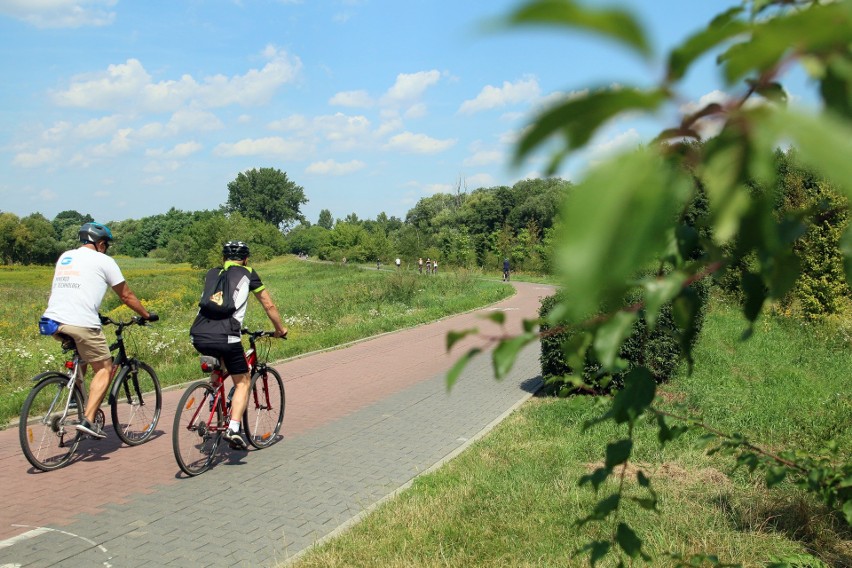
[{"x1": 0, "y1": 281, "x2": 554, "y2": 567}]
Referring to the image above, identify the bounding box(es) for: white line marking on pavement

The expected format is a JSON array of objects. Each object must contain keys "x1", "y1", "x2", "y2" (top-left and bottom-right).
[
  {"x1": 0, "y1": 527, "x2": 51, "y2": 550},
  {"x1": 2, "y1": 525, "x2": 111, "y2": 566}
]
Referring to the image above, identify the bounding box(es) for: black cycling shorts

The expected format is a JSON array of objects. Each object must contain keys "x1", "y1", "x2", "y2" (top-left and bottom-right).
[{"x1": 193, "y1": 341, "x2": 249, "y2": 375}]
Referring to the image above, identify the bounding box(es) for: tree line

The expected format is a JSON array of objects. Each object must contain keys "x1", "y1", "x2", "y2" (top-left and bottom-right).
[
  {"x1": 0, "y1": 168, "x2": 570, "y2": 273},
  {"x1": 2, "y1": 155, "x2": 848, "y2": 318}
]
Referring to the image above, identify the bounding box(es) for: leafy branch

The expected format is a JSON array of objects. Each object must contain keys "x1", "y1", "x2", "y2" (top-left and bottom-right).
[{"x1": 447, "y1": 0, "x2": 852, "y2": 563}]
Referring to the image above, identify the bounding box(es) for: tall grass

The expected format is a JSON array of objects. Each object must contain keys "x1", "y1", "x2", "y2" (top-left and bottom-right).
[
  {"x1": 292, "y1": 293, "x2": 851, "y2": 567},
  {"x1": 0, "y1": 257, "x2": 512, "y2": 426}
]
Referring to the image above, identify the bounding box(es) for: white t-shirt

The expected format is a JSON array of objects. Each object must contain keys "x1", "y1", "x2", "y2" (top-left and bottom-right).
[{"x1": 43, "y1": 246, "x2": 126, "y2": 328}]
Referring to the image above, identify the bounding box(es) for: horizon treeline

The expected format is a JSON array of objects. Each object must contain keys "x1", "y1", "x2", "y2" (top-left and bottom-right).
[{"x1": 0, "y1": 177, "x2": 570, "y2": 274}]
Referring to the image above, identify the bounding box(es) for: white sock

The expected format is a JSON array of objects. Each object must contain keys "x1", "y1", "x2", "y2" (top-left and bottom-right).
[{"x1": 228, "y1": 420, "x2": 240, "y2": 433}]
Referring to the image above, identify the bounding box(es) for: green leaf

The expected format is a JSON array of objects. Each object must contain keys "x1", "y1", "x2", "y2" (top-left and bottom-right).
[
  {"x1": 505, "y1": 0, "x2": 651, "y2": 58},
  {"x1": 446, "y1": 347, "x2": 481, "y2": 390},
  {"x1": 605, "y1": 438, "x2": 633, "y2": 469},
  {"x1": 515, "y1": 88, "x2": 667, "y2": 167},
  {"x1": 843, "y1": 499, "x2": 852, "y2": 524},
  {"x1": 482, "y1": 311, "x2": 506, "y2": 325},
  {"x1": 772, "y1": 109, "x2": 852, "y2": 200},
  {"x1": 492, "y1": 333, "x2": 535, "y2": 379},
  {"x1": 753, "y1": 81, "x2": 787, "y2": 105},
  {"x1": 701, "y1": 131, "x2": 751, "y2": 245},
  {"x1": 615, "y1": 522, "x2": 643, "y2": 558},
  {"x1": 446, "y1": 328, "x2": 477, "y2": 352},
  {"x1": 657, "y1": 413, "x2": 689, "y2": 445},
  {"x1": 522, "y1": 317, "x2": 540, "y2": 333},
  {"x1": 720, "y1": 2, "x2": 852, "y2": 85},
  {"x1": 563, "y1": 331, "x2": 592, "y2": 373},
  {"x1": 841, "y1": 227, "x2": 852, "y2": 285},
  {"x1": 593, "y1": 311, "x2": 637, "y2": 370},
  {"x1": 667, "y1": 7, "x2": 748, "y2": 81},
  {"x1": 610, "y1": 367, "x2": 656, "y2": 425},
  {"x1": 642, "y1": 271, "x2": 686, "y2": 331},
  {"x1": 821, "y1": 55, "x2": 852, "y2": 119},
  {"x1": 554, "y1": 148, "x2": 691, "y2": 321},
  {"x1": 742, "y1": 272, "x2": 766, "y2": 322},
  {"x1": 766, "y1": 466, "x2": 787, "y2": 488}
]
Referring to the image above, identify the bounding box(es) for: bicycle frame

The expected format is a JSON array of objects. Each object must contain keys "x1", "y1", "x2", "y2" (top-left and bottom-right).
[
  {"x1": 106, "y1": 320, "x2": 147, "y2": 409},
  {"x1": 191, "y1": 338, "x2": 262, "y2": 432}
]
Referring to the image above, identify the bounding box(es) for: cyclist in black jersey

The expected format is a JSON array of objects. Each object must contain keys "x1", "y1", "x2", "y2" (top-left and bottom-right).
[{"x1": 189, "y1": 241, "x2": 287, "y2": 450}]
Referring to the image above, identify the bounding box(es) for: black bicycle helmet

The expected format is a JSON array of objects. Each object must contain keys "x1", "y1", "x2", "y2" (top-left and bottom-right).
[
  {"x1": 222, "y1": 240, "x2": 250, "y2": 260},
  {"x1": 79, "y1": 222, "x2": 114, "y2": 244}
]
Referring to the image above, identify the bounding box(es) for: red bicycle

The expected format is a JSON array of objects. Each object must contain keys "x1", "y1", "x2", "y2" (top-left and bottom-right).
[{"x1": 172, "y1": 329, "x2": 285, "y2": 476}]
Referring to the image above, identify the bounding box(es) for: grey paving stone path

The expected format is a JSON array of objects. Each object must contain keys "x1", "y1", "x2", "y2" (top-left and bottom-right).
[{"x1": 0, "y1": 281, "x2": 554, "y2": 567}]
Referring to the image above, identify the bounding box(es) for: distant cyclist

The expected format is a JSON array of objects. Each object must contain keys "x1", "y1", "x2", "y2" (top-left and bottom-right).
[
  {"x1": 503, "y1": 258, "x2": 510, "y2": 281},
  {"x1": 189, "y1": 241, "x2": 287, "y2": 450},
  {"x1": 41, "y1": 222, "x2": 157, "y2": 440}
]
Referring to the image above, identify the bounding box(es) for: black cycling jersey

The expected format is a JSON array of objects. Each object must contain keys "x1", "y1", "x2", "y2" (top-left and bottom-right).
[{"x1": 189, "y1": 262, "x2": 265, "y2": 344}]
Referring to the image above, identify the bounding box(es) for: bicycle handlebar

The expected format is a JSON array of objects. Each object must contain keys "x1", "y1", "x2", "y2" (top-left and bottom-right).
[
  {"x1": 240, "y1": 329, "x2": 287, "y2": 339},
  {"x1": 99, "y1": 312, "x2": 159, "y2": 327}
]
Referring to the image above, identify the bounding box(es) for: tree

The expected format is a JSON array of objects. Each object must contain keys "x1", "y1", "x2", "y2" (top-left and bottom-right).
[
  {"x1": 16, "y1": 213, "x2": 59, "y2": 265},
  {"x1": 448, "y1": 0, "x2": 852, "y2": 565},
  {"x1": 0, "y1": 212, "x2": 19, "y2": 264},
  {"x1": 317, "y1": 209, "x2": 333, "y2": 230},
  {"x1": 226, "y1": 167, "x2": 307, "y2": 230}
]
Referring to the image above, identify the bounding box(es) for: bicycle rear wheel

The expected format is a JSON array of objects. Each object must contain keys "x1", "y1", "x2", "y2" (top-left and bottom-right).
[
  {"x1": 111, "y1": 361, "x2": 162, "y2": 446},
  {"x1": 243, "y1": 367, "x2": 285, "y2": 449},
  {"x1": 172, "y1": 381, "x2": 221, "y2": 476},
  {"x1": 19, "y1": 373, "x2": 84, "y2": 472}
]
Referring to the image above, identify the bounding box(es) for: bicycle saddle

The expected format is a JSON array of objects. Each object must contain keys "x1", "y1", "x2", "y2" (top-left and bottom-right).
[{"x1": 199, "y1": 356, "x2": 222, "y2": 372}]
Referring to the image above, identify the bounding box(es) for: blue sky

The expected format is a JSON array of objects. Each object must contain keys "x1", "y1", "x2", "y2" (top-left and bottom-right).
[{"x1": 0, "y1": 1, "x2": 816, "y2": 226}]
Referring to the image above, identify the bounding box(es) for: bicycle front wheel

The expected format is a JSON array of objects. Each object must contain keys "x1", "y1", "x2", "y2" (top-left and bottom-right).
[
  {"x1": 111, "y1": 361, "x2": 162, "y2": 446},
  {"x1": 172, "y1": 381, "x2": 220, "y2": 476},
  {"x1": 19, "y1": 373, "x2": 84, "y2": 472},
  {"x1": 244, "y1": 367, "x2": 285, "y2": 449}
]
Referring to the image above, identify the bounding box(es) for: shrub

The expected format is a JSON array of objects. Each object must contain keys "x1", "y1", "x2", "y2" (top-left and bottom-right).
[{"x1": 539, "y1": 276, "x2": 710, "y2": 395}]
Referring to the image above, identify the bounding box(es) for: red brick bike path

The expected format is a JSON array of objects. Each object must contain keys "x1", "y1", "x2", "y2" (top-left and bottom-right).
[{"x1": 0, "y1": 281, "x2": 554, "y2": 543}]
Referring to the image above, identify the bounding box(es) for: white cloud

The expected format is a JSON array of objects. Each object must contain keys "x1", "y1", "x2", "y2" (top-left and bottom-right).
[
  {"x1": 213, "y1": 136, "x2": 308, "y2": 158},
  {"x1": 145, "y1": 140, "x2": 202, "y2": 159},
  {"x1": 51, "y1": 45, "x2": 301, "y2": 112},
  {"x1": 458, "y1": 76, "x2": 540, "y2": 114},
  {"x1": 267, "y1": 114, "x2": 310, "y2": 131},
  {"x1": 75, "y1": 115, "x2": 123, "y2": 139},
  {"x1": 375, "y1": 117, "x2": 403, "y2": 138},
  {"x1": 330, "y1": 90, "x2": 373, "y2": 108},
  {"x1": 463, "y1": 149, "x2": 502, "y2": 167},
  {"x1": 90, "y1": 127, "x2": 133, "y2": 157},
  {"x1": 306, "y1": 159, "x2": 366, "y2": 175},
  {"x1": 269, "y1": 112, "x2": 372, "y2": 151},
  {"x1": 404, "y1": 103, "x2": 427, "y2": 119},
  {"x1": 679, "y1": 89, "x2": 731, "y2": 139},
  {"x1": 13, "y1": 147, "x2": 60, "y2": 168},
  {"x1": 587, "y1": 128, "x2": 641, "y2": 164},
  {"x1": 167, "y1": 108, "x2": 224, "y2": 133},
  {"x1": 0, "y1": 0, "x2": 116, "y2": 28},
  {"x1": 423, "y1": 182, "x2": 452, "y2": 195},
  {"x1": 466, "y1": 173, "x2": 495, "y2": 189},
  {"x1": 382, "y1": 70, "x2": 441, "y2": 105},
  {"x1": 43, "y1": 121, "x2": 72, "y2": 142},
  {"x1": 384, "y1": 131, "x2": 455, "y2": 154}
]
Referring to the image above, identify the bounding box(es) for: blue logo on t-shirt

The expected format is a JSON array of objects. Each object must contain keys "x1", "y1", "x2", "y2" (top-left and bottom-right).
[{"x1": 60, "y1": 256, "x2": 73, "y2": 265}]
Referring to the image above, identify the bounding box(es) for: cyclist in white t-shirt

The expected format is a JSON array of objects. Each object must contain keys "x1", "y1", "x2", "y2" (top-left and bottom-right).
[{"x1": 42, "y1": 222, "x2": 157, "y2": 440}]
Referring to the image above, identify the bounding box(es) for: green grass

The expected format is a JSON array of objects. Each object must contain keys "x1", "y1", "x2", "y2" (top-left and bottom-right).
[
  {"x1": 291, "y1": 294, "x2": 852, "y2": 568},
  {"x1": 0, "y1": 257, "x2": 512, "y2": 426}
]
